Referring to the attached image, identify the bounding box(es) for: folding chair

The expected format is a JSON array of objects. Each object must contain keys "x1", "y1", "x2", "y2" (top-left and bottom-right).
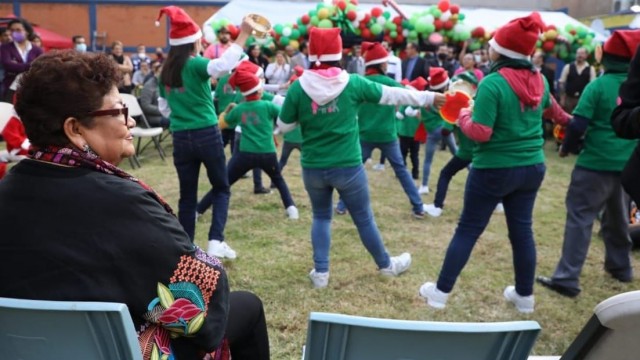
[
  {"x1": 0, "y1": 297, "x2": 142, "y2": 360},
  {"x1": 121, "y1": 93, "x2": 165, "y2": 168},
  {"x1": 303, "y1": 312, "x2": 541, "y2": 360}
]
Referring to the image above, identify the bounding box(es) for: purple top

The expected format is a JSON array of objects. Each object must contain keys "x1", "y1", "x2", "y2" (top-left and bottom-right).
[{"x1": 0, "y1": 42, "x2": 43, "y2": 92}]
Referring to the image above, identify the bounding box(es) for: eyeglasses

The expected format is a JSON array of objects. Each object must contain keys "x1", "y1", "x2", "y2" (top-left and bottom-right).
[{"x1": 87, "y1": 104, "x2": 129, "y2": 123}]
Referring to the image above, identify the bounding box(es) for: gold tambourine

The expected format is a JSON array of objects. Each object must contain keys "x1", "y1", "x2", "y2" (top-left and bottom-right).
[{"x1": 246, "y1": 14, "x2": 271, "y2": 39}]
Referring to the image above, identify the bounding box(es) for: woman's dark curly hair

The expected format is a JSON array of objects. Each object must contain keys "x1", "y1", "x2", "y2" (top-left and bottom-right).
[{"x1": 15, "y1": 50, "x2": 121, "y2": 147}]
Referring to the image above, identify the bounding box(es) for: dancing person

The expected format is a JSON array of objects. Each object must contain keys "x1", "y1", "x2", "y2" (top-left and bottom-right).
[
  {"x1": 537, "y1": 30, "x2": 640, "y2": 297},
  {"x1": 0, "y1": 49, "x2": 270, "y2": 360},
  {"x1": 157, "y1": 6, "x2": 252, "y2": 259},
  {"x1": 419, "y1": 13, "x2": 552, "y2": 313},
  {"x1": 278, "y1": 28, "x2": 445, "y2": 288}
]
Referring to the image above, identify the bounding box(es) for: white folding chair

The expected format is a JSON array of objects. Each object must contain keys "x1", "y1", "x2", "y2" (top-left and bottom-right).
[{"x1": 120, "y1": 93, "x2": 165, "y2": 168}]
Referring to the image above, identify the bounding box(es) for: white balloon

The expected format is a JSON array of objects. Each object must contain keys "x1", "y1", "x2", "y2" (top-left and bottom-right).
[
  {"x1": 402, "y1": 29, "x2": 409, "y2": 37},
  {"x1": 282, "y1": 27, "x2": 292, "y2": 37},
  {"x1": 424, "y1": 14, "x2": 435, "y2": 24},
  {"x1": 356, "y1": 10, "x2": 366, "y2": 22},
  {"x1": 440, "y1": 10, "x2": 452, "y2": 22},
  {"x1": 377, "y1": 16, "x2": 386, "y2": 26},
  {"x1": 352, "y1": 20, "x2": 360, "y2": 28}
]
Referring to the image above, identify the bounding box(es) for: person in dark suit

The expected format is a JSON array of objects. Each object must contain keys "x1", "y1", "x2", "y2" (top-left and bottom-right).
[
  {"x1": 428, "y1": 44, "x2": 456, "y2": 78},
  {"x1": 533, "y1": 50, "x2": 556, "y2": 97},
  {"x1": 0, "y1": 18, "x2": 43, "y2": 102},
  {"x1": 401, "y1": 42, "x2": 429, "y2": 81}
]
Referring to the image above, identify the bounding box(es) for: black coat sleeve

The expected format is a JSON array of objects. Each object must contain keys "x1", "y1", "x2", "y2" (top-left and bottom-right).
[{"x1": 611, "y1": 44, "x2": 640, "y2": 139}]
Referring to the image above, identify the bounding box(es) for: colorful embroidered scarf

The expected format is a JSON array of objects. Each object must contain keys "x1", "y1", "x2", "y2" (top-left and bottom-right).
[{"x1": 30, "y1": 145, "x2": 175, "y2": 215}]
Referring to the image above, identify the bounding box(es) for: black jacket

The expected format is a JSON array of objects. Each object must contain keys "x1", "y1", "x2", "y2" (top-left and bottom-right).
[
  {"x1": 428, "y1": 58, "x2": 456, "y2": 78},
  {"x1": 611, "y1": 45, "x2": 640, "y2": 204},
  {"x1": 401, "y1": 56, "x2": 430, "y2": 81}
]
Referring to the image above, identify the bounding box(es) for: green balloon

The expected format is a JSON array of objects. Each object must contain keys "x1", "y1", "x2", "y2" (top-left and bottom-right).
[
  {"x1": 564, "y1": 24, "x2": 574, "y2": 32},
  {"x1": 383, "y1": 11, "x2": 391, "y2": 20},
  {"x1": 425, "y1": 23, "x2": 435, "y2": 34},
  {"x1": 274, "y1": 24, "x2": 284, "y2": 35},
  {"x1": 298, "y1": 24, "x2": 308, "y2": 36},
  {"x1": 458, "y1": 13, "x2": 466, "y2": 21},
  {"x1": 311, "y1": 16, "x2": 320, "y2": 26},
  {"x1": 536, "y1": 40, "x2": 542, "y2": 48},
  {"x1": 565, "y1": 34, "x2": 575, "y2": 44},
  {"x1": 409, "y1": 30, "x2": 418, "y2": 39},
  {"x1": 355, "y1": 28, "x2": 361, "y2": 36},
  {"x1": 432, "y1": 9, "x2": 442, "y2": 18},
  {"x1": 291, "y1": 29, "x2": 301, "y2": 39},
  {"x1": 460, "y1": 31, "x2": 471, "y2": 41},
  {"x1": 212, "y1": 21, "x2": 222, "y2": 31},
  {"x1": 318, "y1": 19, "x2": 333, "y2": 28},
  {"x1": 577, "y1": 27, "x2": 588, "y2": 39},
  {"x1": 385, "y1": 22, "x2": 397, "y2": 31},
  {"x1": 370, "y1": 23, "x2": 383, "y2": 36},
  {"x1": 390, "y1": 31, "x2": 398, "y2": 38},
  {"x1": 280, "y1": 36, "x2": 290, "y2": 46},
  {"x1": 469, "y1": 41, "x2": 481, "y2": 51},
  {"x1": 316, "y1": 3, "x2": 325, "y2": 10},
  {"x1": 309, "y1": 10, "x2": 317, "y2": 17},
  {"x1": 220, "y1": 19, "x2": 230, "y2": 26},
  {"x1": 415, "y1": 20, "x2": 428, "y2": 33}
]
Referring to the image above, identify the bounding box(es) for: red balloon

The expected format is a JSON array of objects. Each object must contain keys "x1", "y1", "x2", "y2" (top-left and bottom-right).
[
  {"x1": 471, "y1": 26, "x2": 485, "y2": 38},
  {"x1": 371, "y1": 7, "x2": 383, "y2": 18},
  {"x1": 347, "y1": 10, "x2": 357, "y2": 21},
  {"x1": 393, "y1": 16, "x2": 403, "y2": 25},
  {"x1": 438, "y1": 0, "x2": 450, "y2": 12},
  {"x1": 546, "y1": 24, "x2": 557, "y2": 31},
  {"x1": 362, "y1": 13, "x2": 371, "y2": 24},
  {"x1": 443, "y1": 20, "x2": 454, "y2": 30},
  {"x1": 434, "y1": 19, "x2": 444, "y2": 31},
  {"x1": 395, "y1": 34, "x2": 405, "y2": 44},
  {"x1": 350, "y1": 0, "x2": 358, "y2": 4},
  {"x1": 542, "y1": 40, "x2": 555, "y2": 52},
  {"x1": 301, "y1": 14, "x2": 310, "y2": 25},
  {"x1": 336, "y1": 0, "x2": 347, "y2": 11},
  {"x1": 361, "y1": 28, "x2": 371, "y2": 39},
  {"x1": 450, "y1": 4, "x2": 460, "y2": 14},
  {"x1": 569, "y1": 29, "x2": 577, "y2": 35},
  {"x1": 384, "y1": 35, "x2": 392, "y2": 43},
  {"x1": 227, "y1": 25, "x2": 239, "y2": 39}
]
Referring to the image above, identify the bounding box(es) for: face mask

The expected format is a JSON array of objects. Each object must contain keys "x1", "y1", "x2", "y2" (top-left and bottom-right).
[
  {"x1": 11, "y1": 31, "x2": 25, "y2": 43},
  {"x1": 474, "y1": 55, "x2": 482, "y2": 64},
  {"x1": 138, "y1": 52, "x2": 147, "y2": 59},
  {"x1": 438, "y1": 53, "x2": 447, "y2": 61},
  {"x1": 75, "y1": 43, "x2": 87, "y2": 53}
]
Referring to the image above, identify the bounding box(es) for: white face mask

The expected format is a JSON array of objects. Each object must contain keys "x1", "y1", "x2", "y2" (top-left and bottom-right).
[
  {"x1": 75, "y1": 43, "x2": 87, "y2": 53},
  {"x1": 474, "y1": 55, "x2": 482, "y2": 64},
  {"x1": 138, "y1": 52, "x2": 147, "y2": 59}
]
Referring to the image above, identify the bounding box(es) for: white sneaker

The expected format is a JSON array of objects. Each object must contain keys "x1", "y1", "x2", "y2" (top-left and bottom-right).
[
  {"x1": 207, "y1": 240, "x2": 237, "y2": 260},
  {"x1": 286, "y1": 205, "x2": 299, "y2": 220},
  {"x1": 424, "y1": 204, "x2": 443, "y2": 217},
  {"x1": 379, "y1": 253, "x2": 412, "y2": 276},
  {"x1": 418, "y1": 185, "x2": 430, "y2": 195},
  {"x1": 309, "y1": 269, "x2": 329, "y2": 288},
  {"x1": 494, "y1": 203, "x2": 505, "y2": 213},
  {"x1": 372, "y1": 163, "x2": 385, "y2": 171},
  {"x1": 419, "y1": 282, "x2": 449, "y2": 309},
  {"x1": 503, "y1": 286, "x2": 534, "y2": 314}
]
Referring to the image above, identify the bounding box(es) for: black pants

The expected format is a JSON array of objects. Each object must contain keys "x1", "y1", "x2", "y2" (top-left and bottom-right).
[
  {"x1": 622, "y1": 149, "x2": 640, "y2": 206},
  {"x1": 399, "y1": 136, "x2": 420, "y2": 179},
  {"x1": 227, "y1": 291, "x2": 270, "y2": 359},
  {"x1": 221, "y1": 129, "x2": 236, "y2": 152},
  {"x1": 234, "y1": 133, "x2": 263, "y2": 190}
]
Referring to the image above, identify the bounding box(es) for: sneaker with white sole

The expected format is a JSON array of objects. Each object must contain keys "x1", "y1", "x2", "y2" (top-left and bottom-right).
[
  {"x1": 379, "y1": 253, "x2": 412, "y2": 276},
  {"x1": 503, "y1": 286, "x2": 534, "y2": 313},
  {"x1": 207, "y1": 240, "x2": 237, "y2": 259},
  {"x1": 309, "y1": 269, "x2": 329, "y2": 288},
  {"x1": 424, "y1": 204, "x2": 443, "y2": 217},
  {"x1": 419, "y1": 282, "x2": 449, "y2": 309},
  {"x1": 372, "y1": 163, "x2": 385, "y2": 171},
  {"x1": 494, "y1": 203, "x2": 505, "y2": 213},
  {"x1": 418, "y1": 185, "x2": 430, "y2": 195},
  {"x1": 286, "y1": 205, "x2": 299, "y2": 220}
]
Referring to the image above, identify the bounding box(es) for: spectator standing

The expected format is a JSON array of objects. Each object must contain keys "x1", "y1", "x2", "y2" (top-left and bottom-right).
[
  {"x1": 109, "y1": 40, "x2": 133, "y2": 94},
  {"x1": 454, "y1": 53, "x2": 484, "y2": 82},
  {"x1": 288, "y1": 42, "x2": 309, "y2": 70},
  {"x1": 382, "y1": 41, "x2": 402, "y2": 82},
  {"x1": 131, "y1": 44, "x2": 152, "y2": 72},
  {"x1": 0, "y1": 18, "x2": 43, "y2": 102},
  {"x1": 247, "y1": 44, "x2": 269, "y2": 71},
  {"x1": 72, "y1": 35, "x2": 88, "y2": 53},
  {"x1": 346, "y1": 44, "x2": 365, "y2": 75},
  {"x1": 558, "y1": 47, "x2": 596, "y2": 113},
  {"x1": 428, "y1": 44, "x2": 456, "y2": 78},
  {"x1": 402, "y1": 42, "x2": 429, "y2": 81},
  {"x1": 204, "y1": 26, "x2": 232, "y2": 60},
  {"x1": 265, "y1": 50, "x2": 290, "y2": 95}
]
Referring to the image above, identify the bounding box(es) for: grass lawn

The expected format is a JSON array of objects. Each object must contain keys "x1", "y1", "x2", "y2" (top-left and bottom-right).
[{"x1": 9, "y1": 137, "x2": 638, "y2": 359}]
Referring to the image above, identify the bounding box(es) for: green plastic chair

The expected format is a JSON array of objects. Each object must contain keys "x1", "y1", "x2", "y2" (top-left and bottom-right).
[
  {"x1": 0, "y1": 297, "x2": 142, "y2": 360},
  {"x1": 303, "y1": 312, "x2": 541, "y2": 360}
]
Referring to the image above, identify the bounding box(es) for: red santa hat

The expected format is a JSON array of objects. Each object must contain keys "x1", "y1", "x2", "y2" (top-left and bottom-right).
[
  {"x1": 235, "y1": 60, "x2": 264, "y2": 78},
  {"x1": 409, "y1": 76, "x2": 428, "y2": 91},
  {"x1": 400, "y1": 78, "x2": 410, "y2": 86},
  {"x1": 229, "y1": 69, "x2": 262, "y2": 96},
  {"x1": 155, "y1": 6, "x2": 202, "y2": 46},
  {"x1": 604, "y1": 30, "x2": 640, "y2": 59},
  {"x1": 289, "y1": 65, "x2": 305, "y2": 82},
  {"x1": 362, "y1": 41, "x2": 388, "y2": 67},
  {"x1": 489, "y1": 12, "x2": 544, "y2": 60},
  {"x1": 308, "y1": 27, "x2": 343, "y2": 64},
  {"x1": 429, "y1": 68, "x2": 449, "y2": 90}
]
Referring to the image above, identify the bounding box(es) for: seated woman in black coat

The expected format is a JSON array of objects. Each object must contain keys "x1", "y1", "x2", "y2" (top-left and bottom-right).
[{"x1": 0, "y1": 50, "x2": 269, "y2": 360}]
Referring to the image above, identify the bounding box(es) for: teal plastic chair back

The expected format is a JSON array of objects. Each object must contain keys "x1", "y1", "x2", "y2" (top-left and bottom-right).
[
  {"x1": 0, "y1": 297, "x2": 143, "y2": 360},
  {"x1": 303, "y1": 312, "x2": 541, "y2": 360}
]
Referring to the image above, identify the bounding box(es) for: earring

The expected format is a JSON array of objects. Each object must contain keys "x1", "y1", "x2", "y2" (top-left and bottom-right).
[{"x1": 83, "y1": 144, "x2": 90, "y2": 153}]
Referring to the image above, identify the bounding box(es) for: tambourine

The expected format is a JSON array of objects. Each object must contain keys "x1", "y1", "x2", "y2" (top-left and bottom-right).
[
  {"x1": 553, "y1": 124, "x2": 566, "y2": 144},
  {"x1": 245, "y1": 14, "x2": 271, "y2": 39},
  {"x1": 440, "y1": 90, "x2": 472, "y2": 125}
]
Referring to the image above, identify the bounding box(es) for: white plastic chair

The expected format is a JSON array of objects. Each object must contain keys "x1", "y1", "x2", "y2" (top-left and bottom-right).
[
  {"x1": 0, "y1": 102, "x2": 24, "y2": 163},
  {"x1": 121, "y1": 93, "x2": 165, "y2": 168},
  {"x1": 303, "y1": 312, "x2": 541, "y2": 360},
  {"x1": 0, "y1": 297, "x2": 142, "y2": 360}
]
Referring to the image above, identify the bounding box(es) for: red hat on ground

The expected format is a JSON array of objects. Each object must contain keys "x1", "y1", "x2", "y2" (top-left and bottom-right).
[
  {"x1": 604, "y1": 30, "x2": 640, "y2": 59},
  {"x1": 429, "y1": 68, "x2": 449, "y2": 90},
  {"x1": 489, "y1": 12, "x2": 544, "y2": 59},
  {"x1": 308, "y1": 28, "x2": 343, "y2": 64},
  {"x1": 156, "y1": 6, "x2": 202, "y2": 46},
  {"x1": 229, "y1": 69, "x2": 262, "y2": 96},
  {"x1": 362, "y1": 41, "x2": 389, "y2": 67},
  {"x1": 409, "y1": 76, "x2": 428, "y2": 91},
  {"x1": 235, "y1": 60, "x2": 264, "y2": 78}
]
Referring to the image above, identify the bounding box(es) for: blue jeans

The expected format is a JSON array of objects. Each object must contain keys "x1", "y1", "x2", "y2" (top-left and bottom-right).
[
  {"x1": 434, "y1": 155, "x2": 471, "y2": 209},
  {"x1": 173, "y1": 126, "x2": 230, "y2": 242},
  {"x1": 234, "y1": 133, "x2": 263, "y2": 190},
  {"x1": 423, "y1": 126, "x2": 458, "y2": 187},
  {"x1": 337, "y1": 140, "x2": 423, "y2": 213},
  {"x1": 437, "y1": 164, "x2": 546, "y2": 296},
  {"x1": 278, "y1": 141, "x2": 302, "y2": 171},
  {"x1": 302, "y1": 165, "x2": 391, "y2": 273}
]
